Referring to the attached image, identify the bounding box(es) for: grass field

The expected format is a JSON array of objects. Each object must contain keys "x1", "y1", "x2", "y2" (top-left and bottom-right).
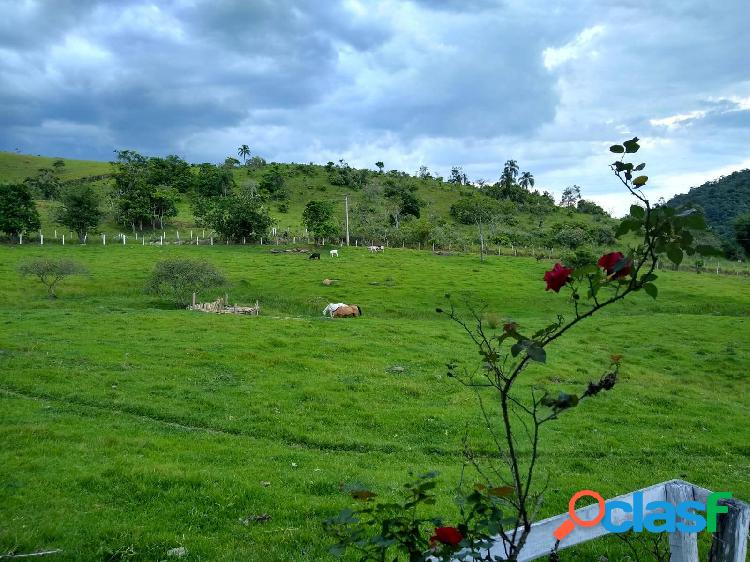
[{"x1": 0, "y1": 243, "x2": 748, "y2": 561}]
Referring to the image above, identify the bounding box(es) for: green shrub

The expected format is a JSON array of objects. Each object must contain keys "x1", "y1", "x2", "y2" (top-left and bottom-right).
[{"x1": 145, "y1": 259, "x2": 226, "y2": 307}]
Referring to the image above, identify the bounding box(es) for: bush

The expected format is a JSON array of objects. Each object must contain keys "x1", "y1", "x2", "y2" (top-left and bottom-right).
[
  {"x1": 560, "y1": 246, "x2": 598, "y2": 269},
  {"x1": 19, "y1": 258, "x2": 87, "y2": 298},
  {"x1": 145, "y1": 259, "x2": 226, "y2": 307}
]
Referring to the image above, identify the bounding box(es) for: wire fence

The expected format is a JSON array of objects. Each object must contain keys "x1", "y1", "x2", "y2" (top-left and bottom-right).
[{"x1": 4, "y1": 229, "x2": 750, "y2": 277}]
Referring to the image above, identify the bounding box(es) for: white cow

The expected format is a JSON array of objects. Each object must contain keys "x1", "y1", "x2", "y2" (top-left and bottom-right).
[
  {"x1": 330, "y1": 249, "x2": 339, "y2": 257},
  {"x1": 368, "y1": 245, "x2": 384, "y2": 253}
]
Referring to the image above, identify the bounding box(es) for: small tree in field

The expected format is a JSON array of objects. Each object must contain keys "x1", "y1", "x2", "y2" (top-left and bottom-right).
[
  {"x1": 0, "y1": 183, "x2": 40, "y2": 241},
  {"x1": 303, "y1": 200, "x2": 339, "y2": 240},
  {"x1": 56, "y1": 185, "x2": 101, "y2": 242},
  {"x1": 19, "y1": 259, "x2": 87, "y2": 298},
  {"x1": 145, "y1": 259, "x2": 226, "y2": 307}
]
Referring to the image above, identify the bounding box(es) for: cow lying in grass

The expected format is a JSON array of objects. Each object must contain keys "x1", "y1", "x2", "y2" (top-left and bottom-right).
[{"x1": 322, "y1": 302, "x2": 362, "y2": 317}]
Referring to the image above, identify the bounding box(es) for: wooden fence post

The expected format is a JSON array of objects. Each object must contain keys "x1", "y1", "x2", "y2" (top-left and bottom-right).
[
  {"x1": 666, "y1": 482, "x2": 699, "y2": 562},
  {"x1": 709, "y1": 498, "x2": 750, "y2": 562}
]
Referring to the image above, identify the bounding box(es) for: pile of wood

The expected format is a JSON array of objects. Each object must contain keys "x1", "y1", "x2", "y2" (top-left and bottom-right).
[
  {"x1": 187, "y1": 294, "x2": 260, "y2": 316},
  {"x1": 269, "y1": 247, "x2": 309, "y2": 254}
]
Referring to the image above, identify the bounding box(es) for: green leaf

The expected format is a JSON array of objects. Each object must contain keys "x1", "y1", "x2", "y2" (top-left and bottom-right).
[
  {"x1": 510, "y1": 342, "x2": 524, "y2": 357},
  {"x1": 609, "y1": 144, "x2": 625, "y2": 153},
  {"x1": 682, "y1": 213, "x2": 707, "y2": 230},
  {"x1": 616, "y1": 218, "x2": 642, "y2": 237},
  {"x1": 634, "y1": 163, "x2": 646, "y2": 171},
  {"x1": 666, "y1": 243, "x2": 683, "y2": 265},
  {"x1": 623, "y1": 137, "x2": 640, "y2": 153},
  {"x1": 696, "y1": 244, "x2": 724, "y2": 257},
  {"x1": 679, "y1": 230, "x2": 694, "y2": 249},
  {"x1": 526, "y1": 342, "x2": 546, "y2": 363},
  {"x1": 641, "y1": 273, "x2": 658, "y2": 282},
  {"x1": 643, "y1": 283, "x2": 658, "y2": 299},
  {"x1": 633, "y1": 175, "x2": 648, "y2": 187},
  {"x1": 629, "y1": 205, "x2": 645, "y2": 219}
]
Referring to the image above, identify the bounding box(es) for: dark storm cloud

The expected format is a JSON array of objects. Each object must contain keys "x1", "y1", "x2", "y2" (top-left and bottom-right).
[{"x1": 1, "y1": 0, "x2": 749, "y2": 213}]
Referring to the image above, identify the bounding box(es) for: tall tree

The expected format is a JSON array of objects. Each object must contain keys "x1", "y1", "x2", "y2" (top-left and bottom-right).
[
  {"x1": 518, "y1": 171, "x2": 535, "y2": 190},
  {"x1": 375, "y1": 161, "x2": 384, "y2": 174},
  {"x1": 501, "y1": 159, "x2": 519, "y2": 185},
  {"x1": 193, "y1": 193, "x2": 272, "y2": 242},
  {"x1": 733, "y1": 212, "x2": 750, "y2": 254},
  {"x1": 560, "y1": 185, "x2": 582, "y2": 208},
  {"x1": 237, "y1": 144, "x2": 251, "y2": 164},
  {"x1": 303, "y1": 200, "x2": 338, "y2": 240},
  {"x1": 56, "y1": 185, "x2": 101, "y2": 242},
  {"x1": 448, "y1": 166, "x2": 465, "y2": 185},
  {"x1": 24, "y1": 168, "x2": 61, "y2": 200},
  {"x1": 0, "y1": 183, "x2": 40, "y2": 241}
]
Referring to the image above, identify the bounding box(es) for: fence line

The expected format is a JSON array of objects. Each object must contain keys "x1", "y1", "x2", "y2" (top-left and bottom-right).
[
  {"x1": 5, "y1": 232, "x2": 750, "y2": 276},
  {"x1": 459, "y1": 480, "x2": 749, "y2": 562}
]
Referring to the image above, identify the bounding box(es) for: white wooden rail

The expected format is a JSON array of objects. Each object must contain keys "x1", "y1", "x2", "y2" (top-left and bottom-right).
[{"x1": 466, "y1": 480, "x2": 749, "y2": 561}]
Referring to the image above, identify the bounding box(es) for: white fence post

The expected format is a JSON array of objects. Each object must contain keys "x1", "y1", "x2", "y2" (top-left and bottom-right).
[{"x1": 666, "y1": 481, "x2": 699, "y2": 562}]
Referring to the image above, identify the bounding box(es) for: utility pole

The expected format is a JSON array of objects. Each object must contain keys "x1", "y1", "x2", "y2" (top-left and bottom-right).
[{"x1": 344, "y1": 194, "x2": 350, "y2": 246}]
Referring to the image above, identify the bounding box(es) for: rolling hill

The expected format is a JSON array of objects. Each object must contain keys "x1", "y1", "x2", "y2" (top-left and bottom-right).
[
  {"x1": 667, "y1": 168, "x2": 750, "y2": 253},
  {"x1": 0, "y1": 151, "x2": 618, "y2": 255}
]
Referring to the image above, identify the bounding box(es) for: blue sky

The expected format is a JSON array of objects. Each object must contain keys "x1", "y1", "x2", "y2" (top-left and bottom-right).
[{"x1": 1, "y1": 0, "x2": 748, "y2": 214}]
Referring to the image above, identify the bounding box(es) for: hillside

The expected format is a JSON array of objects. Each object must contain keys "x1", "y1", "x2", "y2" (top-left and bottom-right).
[
  {"x1": 1, "y1": 151, "x2": 618, "y2": 254},
  {"x1": 667, "y1": 168, "x2": 750, "y2": 251},
  {"x1": 0, "y1": 151, "x2": 111, "y2": 183}
]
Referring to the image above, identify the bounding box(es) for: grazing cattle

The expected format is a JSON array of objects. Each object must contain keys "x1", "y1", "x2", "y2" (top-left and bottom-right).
[
  {"x1": 323, "y1": 302, "x2": 347, "y2": 317},
  {"x1": 330, "y1": 249, "x2": 339, "y2": 257},
  {"x1": 323, "y1": 302, "x2": 362, "y2": 317},
  {"x1": 309, "y1": 252, "x2": 321, "y2": 260},
  {"x1": 368, "y1": 245, "x2": 384, "y2": 253},
  {"x1": 332, "y1": 304, "x2": 362, "y2": 318}
]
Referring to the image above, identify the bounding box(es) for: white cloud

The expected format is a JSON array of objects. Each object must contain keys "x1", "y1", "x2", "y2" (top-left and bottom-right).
[
  {"x1": 542, "y1": 25, "x2": 605, "y2": 70},
  {"x1": 650, "y1": 110, "x2": 707, "y2": 128}
]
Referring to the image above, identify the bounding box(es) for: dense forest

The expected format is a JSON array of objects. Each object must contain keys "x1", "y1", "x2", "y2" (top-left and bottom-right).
[{"x1": 667, "y1": 168, "x2": 750, "y2": 257}]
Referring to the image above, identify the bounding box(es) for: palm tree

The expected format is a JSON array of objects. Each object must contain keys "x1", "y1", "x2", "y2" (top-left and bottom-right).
[
  {"x1": 502, "y1": 159, "x2": 519, "y2": 180},
  {"x1": 518, "y1": 171, "x2": 535, "y2": 190},
  {"x1": 237, "y1": 144, "x2": 250, "y2": 164}
]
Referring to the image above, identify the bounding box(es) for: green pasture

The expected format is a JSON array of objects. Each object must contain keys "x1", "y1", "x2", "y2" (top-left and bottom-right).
[{"x1": 0, "y1": 244, "x2": 748, "y2": 561}]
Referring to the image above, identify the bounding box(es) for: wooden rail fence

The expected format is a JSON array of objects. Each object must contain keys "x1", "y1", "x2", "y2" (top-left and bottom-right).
[{"x1": 458, "y1": 480, "x2": 748, "y2": 562}]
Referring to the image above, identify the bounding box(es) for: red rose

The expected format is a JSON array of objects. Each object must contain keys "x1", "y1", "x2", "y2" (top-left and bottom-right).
[
  {"x1": 544, "y1": 263, "x2": 573, "y2": 292},
  {"x1": 597, "y1": 252, "x2": 632, "y2": 279},
  {"x1": 430, "y1": 526, "x2": 463, "y2": 547}
]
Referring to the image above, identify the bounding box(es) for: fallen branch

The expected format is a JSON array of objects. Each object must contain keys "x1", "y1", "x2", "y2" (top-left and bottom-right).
[{"x1": 0, "y1": 550, "x2": 63, "y2": 559}]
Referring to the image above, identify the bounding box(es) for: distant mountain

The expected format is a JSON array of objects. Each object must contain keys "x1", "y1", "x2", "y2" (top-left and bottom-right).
[{"x1": 667, "y1": 168, "x2": 750, "y2": 245}]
